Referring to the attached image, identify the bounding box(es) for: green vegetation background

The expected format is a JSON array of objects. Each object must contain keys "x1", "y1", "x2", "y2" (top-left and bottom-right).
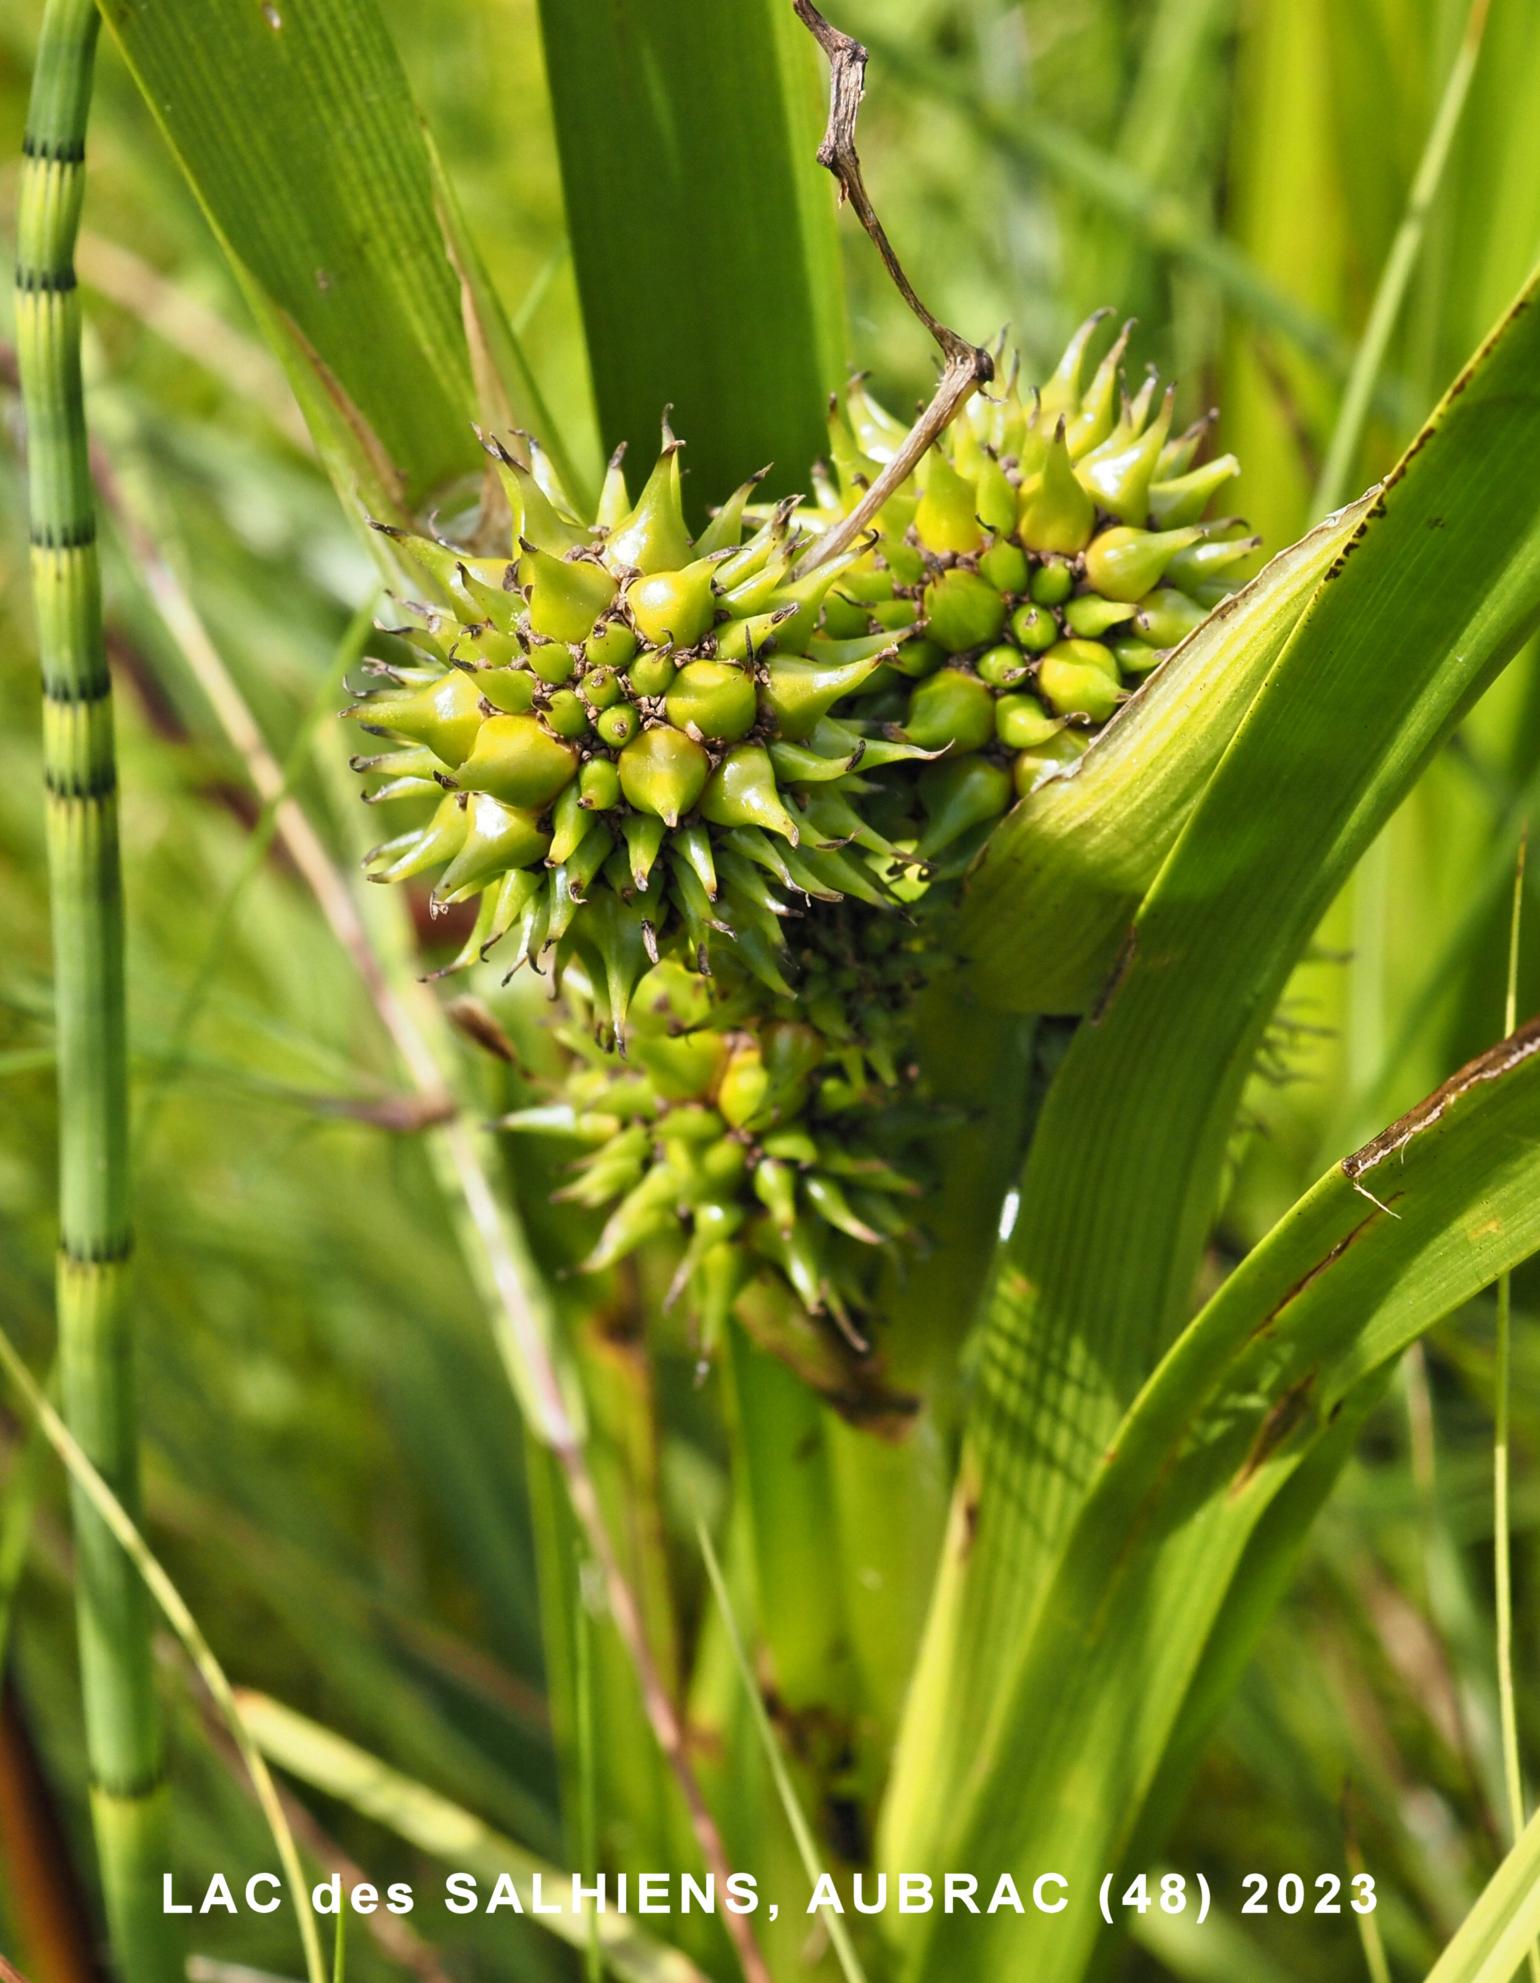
[{"x1": 3, "y1": 0, "x2": 1540, "y2": 1977}]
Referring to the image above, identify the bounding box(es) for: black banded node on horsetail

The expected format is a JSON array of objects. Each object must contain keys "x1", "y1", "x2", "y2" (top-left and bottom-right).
[
  {"x1": 349, "y1": 422, "x2": 934, "y2": 1046},
  {"x1": 17, "y1": 0, "x2": 177, "y2": 1976}
]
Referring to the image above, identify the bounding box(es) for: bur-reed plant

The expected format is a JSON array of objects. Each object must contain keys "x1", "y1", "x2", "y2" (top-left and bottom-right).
[{"x1": 11, "y1": 3, "x2": 1540, "y2": 1982}]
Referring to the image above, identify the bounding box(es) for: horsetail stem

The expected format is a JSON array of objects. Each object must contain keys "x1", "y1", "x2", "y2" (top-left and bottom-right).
[{"x1": 16, "y1": 2, "x2": 176, "y2": 1973}]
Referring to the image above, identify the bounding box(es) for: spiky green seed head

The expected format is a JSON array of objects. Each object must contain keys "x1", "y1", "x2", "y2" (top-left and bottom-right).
[
  {"x1": 805, "y1": 316, "x2": 1252, "y2": 868},
  {"x1": 618, "y1": 724, "x2": 709, "y2": 827},
  {"x1": 351, "y1": 425, "x2": 912, "y2": 1032},
  {"x1": 664, "y1": 660, "x2": 758, "y2": 742},
  {"x1": 353, "y1": 318, "x2": 1247, "y2": 1389},
  {"x1": 498, "y1": 904, "x2": 936, "y2": 1354}
]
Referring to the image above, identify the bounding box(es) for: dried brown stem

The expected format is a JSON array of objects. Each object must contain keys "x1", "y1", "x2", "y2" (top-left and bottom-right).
[
  {"x1": 290, "y1": 1089, "x2": 461, "y2": 1133},
  {"x1": 794, "y1": 348, "x2": 988, "y2": 578},
  {"x1": 791, "y1": 0, "x2": 993, "y2": 577},
  {"x1": 794, "y1": 0, "x2": 974, "y2": 363}
]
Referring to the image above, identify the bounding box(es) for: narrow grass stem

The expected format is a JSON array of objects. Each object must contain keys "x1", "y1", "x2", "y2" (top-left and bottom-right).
[
  {"x1": 132, "y1": 592, "x2": 379, "y2": 1165},
  {"x1": 1313, "y1": 0, "x2": 1490, "y2": 515},
  {"x1": 15, "y1": 4, "x2": 174, "y2": 1971},
  {"x1": 698, "y1": 1520, "x2": 868, "y2": 1983},
  {"x1": 73, "y1": 230, "x2": 309, "y2": 449},
  {"x1": 1494, "y1": 828, "x2": 1538, "y2": 1981},
  {"x1": 238, "y1": 1693, "x2": 712, "y2": 1983},
  {"x1": 575, "y1": 1588, "x2": 602, "y2": 1983},
  {"x1": 1345, "y1": 1810, "x2": 1393, "y2": 1983},
  {"x1": 0, "y1": 1320, "x2": 327, "y2": 1983},
  {"x1": 96, "y1": 461, "x2": 768, "y2": 1982}
]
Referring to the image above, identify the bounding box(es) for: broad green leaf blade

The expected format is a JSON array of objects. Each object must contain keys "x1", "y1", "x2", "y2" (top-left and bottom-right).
[
  {"x1": 100, "y1": 0, "x2": 478, "y2": 508},
  {"x1": 819, "y1": 990, "x2": 1034, "y2": 1751},
  {"x1": 1104, "y1": 1355, "x2": 1402, "y2": 1983},
  {"x1": 904, "y1": 1017, "x2": 1540, "y2": 1981},
  {"x1": 238, "y1": 1692, "x2": 710, "y2": 1983},
  {"x1": 889, "y1": 265, "x2": 1540, "y2": 1866},
  {"x1": 534, "y1": 0, "x2": 845, "y2": 505},
  {"x1": 1425, "y1": 1804, "x2": 1540, "y2": 1983},
  {"x1": 958, "y1": 494, "x2": 1373, "y2": 1013}
]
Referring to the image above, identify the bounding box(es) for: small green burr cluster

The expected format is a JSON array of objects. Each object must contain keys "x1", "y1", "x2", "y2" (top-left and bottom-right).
[
  {"x1": 807, "y1": 310, "x2": 1253, "y2": 868},
  {"x1": 499, "y1": 907, "x2": 931, "y2": 1349},
  {"x1": 350, "y1": 317, "x2": 1249, "y2": 1361},
  {"x1": 349, "y1": 430, "x2": 930, "y2": 1042}
]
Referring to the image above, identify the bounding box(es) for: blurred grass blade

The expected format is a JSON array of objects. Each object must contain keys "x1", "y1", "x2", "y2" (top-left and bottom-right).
[
  {"x1": 861, "y1": 20, "x2": 1354, "y2": 384},
  {"x1": 904, "y1": 1015, "x2": 1540, "y2": 1981},
  {"x1": 239, "y1": 1693, "x2": 711, "y2": 1983},
  {"x1": 74, "y1": 230, "x2": 308, "y2": 448},
  {"x1": 534, "y1": 0, "x2": 844, "y2": 503},
  {"x1": 891, "y1": 263, "x2": 1540, "y2": 1867},
  {"x1": 959, "y1": 493, "x2": 1372, "y2": 1012},
  {"x1": 821, "y1": 989, "x2": 1033, "y2": 1758},
  {"x1": 1320, "y1": 747, "x2": 1540, "y2": 1158},
  {"x1": 0, "y1": 1322, "x2": 326, "y2": 1983},
  {"x1": 1116, "y1": 0, "x2": 1236, "y2": 186},
  {"x1": 1132, "y1": 1899, "x2": 1295, "y2": 1983},
  {"x1": 725, "y1": 1329, "x2": 850, "y2": 1716},
  {"x1": 575, "y1": 1585, "x2": 601, "y2": 1983},
  {"x1": 1313, "y1": 0, "x2": 1490, "y2": 513},
  {"x1": 1426, "y1": 1801, "x2": 1540, "y2": 1983},
  {"x1": 134, "y1": 594, "x2": 378, "y2": 1163},
  {"x1": 0, "y1": 1410, "x2": 47, "y2": 1677},
  {"x1": 1082, "y1": 0, "x2": 1236, "y2": 309},
  {"x1": 99, "y1": 0, "x2": 481, "y2": 511}
]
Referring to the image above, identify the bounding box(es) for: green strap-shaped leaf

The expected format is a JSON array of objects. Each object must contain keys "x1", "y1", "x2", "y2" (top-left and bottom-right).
[
  {"x1": 903, "y1": 1017, "x2": 1540, "y2": 1981},
  {"x1": 534, "y1": 0, "x2": 845, "y2": 505},
  {"x1": 100, "y1": 0, "x2": 479, "y2": 509},
  {"x1": 887, "y1": 265, "x2": 1540, "y2": 1867}
]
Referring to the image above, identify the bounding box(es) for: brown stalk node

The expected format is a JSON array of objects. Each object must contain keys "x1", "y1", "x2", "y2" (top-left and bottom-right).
[{"x1": 790, "y1": 0, "x2": 994, "y2": 577}]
